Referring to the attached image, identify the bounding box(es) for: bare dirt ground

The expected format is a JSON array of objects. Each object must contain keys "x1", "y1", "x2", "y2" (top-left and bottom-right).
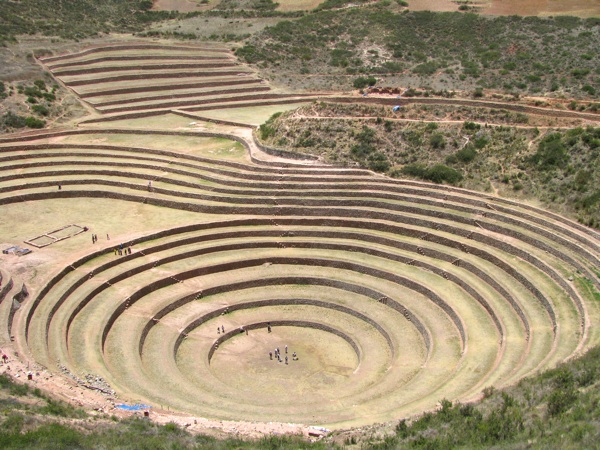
[
  {"x1": 484, "y1": 0, "x2": 600, "y2": 17},
  {"x1": 151, "y1": 0, "x2": 600, "y2": 16},
  {"x1": 153, "y1": 0, "x2": 214, "y2": 12},
  {"x1": 276, "y1": 0, "x2": 326, "y2": 11},
  {"x1": 409, "y1": 0, "x2": 600, "y2": 16},
  {"x1": 407, "y1": 0, "x2": 459, "y2": 12}
]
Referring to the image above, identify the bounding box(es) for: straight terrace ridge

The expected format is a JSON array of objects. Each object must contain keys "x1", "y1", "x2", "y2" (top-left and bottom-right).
[
  {"x1": 38, "y1": 44, "x2": 230, "y2": 63},
  {"x1": 171, "y1": 110, "x2": 257, "y2": 129},
  {"x1": 0, "y1": 140, "x2": 350, "y2": 173},
  {"x1": 89, "y1": 86, "x2": 272, "y2": 108},
  {"x1": 329, "y1": 97, "x2": 600, "y2": 122},
  {"x1": 76, "y1": 98, "x2": 324, "y2": 123},
  {"x1": 77, "y1": 79, "x2": 264, "y2": 99},
  {"x1": 0, "y1": 133, "x2": 597, "y2": 238},
  {"x1": 52, "y1": 62, "x2": 239, "y2": 77},
  {"x1": 45, "y1": 55, "x2": 232, "y2": 70},
  {"x1": 97, "y1": 93, "x2": 318, "y2": 114},
  {"x1": 63, "y1": 71, "x2": 253, "y2": 87}
]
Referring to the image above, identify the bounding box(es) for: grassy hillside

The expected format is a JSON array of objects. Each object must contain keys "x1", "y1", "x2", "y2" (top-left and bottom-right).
[
  {"x1": 0, "y1": 76, "x2": 87, "y2": 133},
  {"x1": 0, "y1": 0, "x2": 180, "y2": 44},
  {"x1": 3, "y1": 345, "x2": 600, "y2": 448},
  {"x1": 236, "y1": 5, "x2": 600, "y2": 98},
  {"x1": 0, "y1": 373, "x2": 326, "y2": 449},
  {"x1": 259, "y1": 102, "x2": 600, "y2": 228}
]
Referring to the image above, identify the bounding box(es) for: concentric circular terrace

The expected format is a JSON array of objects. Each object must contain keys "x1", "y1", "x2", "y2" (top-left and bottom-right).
[
  {"x1": 0, "y1": 43, "x2": 599, "y2": 429},
  {"x1": 1, "y1": 127, "x2": 599, "y2": 428}
]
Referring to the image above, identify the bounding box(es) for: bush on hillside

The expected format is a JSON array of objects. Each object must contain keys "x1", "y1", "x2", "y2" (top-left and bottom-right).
[{"x1": 353, "y1": 76, "x2": 377, "y2": 89}]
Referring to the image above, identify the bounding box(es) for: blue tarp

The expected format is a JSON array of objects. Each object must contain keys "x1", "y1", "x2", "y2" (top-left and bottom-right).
[{"x1": 115, "y1": 403, "x2": 152, "y2": 411}]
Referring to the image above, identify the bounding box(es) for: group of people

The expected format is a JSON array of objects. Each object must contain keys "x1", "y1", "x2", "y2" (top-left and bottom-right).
[
  {"x1": 114, "y1": 244, "x2": 132, "y2": 256},
  {"x1": 269, "y1": 345, "x2": 298, "y2": 365},
  {"x1": 211, "y1": 322, "x2": 301, "y2": 365},
  {"x1": 90, "y1": 233, "x2": 112, "y2": 243}
]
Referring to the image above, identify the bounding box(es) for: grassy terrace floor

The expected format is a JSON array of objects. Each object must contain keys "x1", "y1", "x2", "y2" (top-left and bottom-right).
[
  {"x1": 1, "y1": 125, "x2": 598, "y2": 429},
  {"x1": 0, "y1": 36, "x2": 598, "y2": 443}
]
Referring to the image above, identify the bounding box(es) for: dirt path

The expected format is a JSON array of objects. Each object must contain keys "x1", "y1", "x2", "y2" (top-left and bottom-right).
[
  {"x1": 326, "y1": 96, "x2": 600, "y2": 122},
  {"x1": 284, "y1": 114, "x2": 581, "y2": 129}
]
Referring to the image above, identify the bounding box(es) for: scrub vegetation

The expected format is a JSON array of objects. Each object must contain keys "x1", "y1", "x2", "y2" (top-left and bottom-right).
[
  {"x1": 4, "y1": 346, "x2": 600, "y2": 448},
  {"x1": 0, "y1": 0, "x2": 181, "y2": 44},
  {"x1": 259, "y1": 102, "x2": 600, "y2": 228},
  {"x1": 236, "y1": 6, "x2": 600, "y2": 98}
]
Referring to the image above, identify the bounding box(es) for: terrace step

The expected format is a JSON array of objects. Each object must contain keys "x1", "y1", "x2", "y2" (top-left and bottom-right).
[{"x1": 1, "y1": 127, "x2": 597, "y2": 427}]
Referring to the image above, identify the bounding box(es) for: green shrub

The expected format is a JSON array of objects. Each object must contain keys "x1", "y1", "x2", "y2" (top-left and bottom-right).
[
  {"x1": 2, "y1": 413, "x2": 24, "y2": 433},
  {"x1": 547, "y1": 388, "x2": 577, "y2": 416},
  {"x1": 401, "y1": 163, "x2": 462, "y2": 184},
  {"x1": 353, "y1": 76, "x2": 377, "y2": 89},
  {"x1": 258, "y1": 112, "x2": 282, "y2": 140},
  {"x1": 426, "y1": 164, "x2": 463, "y2": 183},
  {"x1": 33, "y1": 79, "x2": 46, "y2": 90},
  {"x1": 39, "y1": 399, "x2": 84, "y2": 418},
  {"x1": 350, "y1": 142, "x2": 375, "y2": 158},
  {"x1": 430, "y1": 132, "x2": 446, "y2": 149},
  {"x1": 32, "y1": 105, "x2": 49, "y2": 116},
  {"x1": 23, "y1": 86, "x2": 43, "y2": 98},
  {"x1": 368, "y1": 151, "x2": 390, "y2": 172},
  {"x1": 8, "y1": 423, "x2": 84, "y2": 448},
  {"x1": 25, "y1": 116, "x2": 45, "y2": 129},
  {"x1": 572, "y1": 68, "x2": 590, "y2": 78},
  {"x1": 401, "y1": 163, "x2": 427, "y2": 178},
  {"x1": 316, "y1": 0, "x2": 370, "y2": 10},
  {"x1": 455, "y1": 144, "x2": 477, "y2": 163},
  {"x1": 531, "y1": 133, "x2": 569, "y2": 170},
  {"x1": 412, "y1": 61, "x2": 438, "y2": 75},
  {"x1": 251, "y1": 0, "x2": 279, "y2": 11},
  {"x1": 463, "y1": 121, "x2": 480, "y2": 131},
  {"x1": 2, "y1": 112, "x2": 27, "y2": 128},
  {"x1": 162, "y1": 422, "x2": 181, "y2": 433},
  {"x1": 473, "y1": 136, "x2": 488, "y2": 148},
  {"x1": 330, "y1": 49, "x2": 353, "y2": 67}
]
